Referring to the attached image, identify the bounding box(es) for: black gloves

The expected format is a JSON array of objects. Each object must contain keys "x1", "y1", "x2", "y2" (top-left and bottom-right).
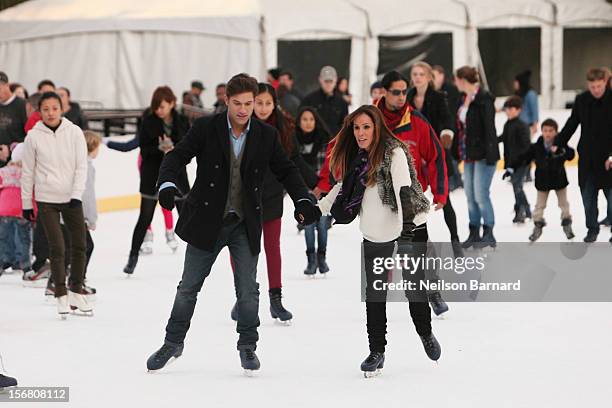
[
  {"x1": 400, "y1": 221, "x2": 416, "y2": 243},
  {"x1": 159, "y1": 186, "x2": 181, "y2": 211},
  {"x1": 69, "y1": 199, "x2": 82, "y2": 208},
  {"x1": 502, "y1": 168, "x2": 514, "y2": 180},
  {"x1": 22, "y1": 209, "x2": 35, "y2": 222},
  {"x1": 294, "y1": 199, "x2": 321, "y2": 226}
]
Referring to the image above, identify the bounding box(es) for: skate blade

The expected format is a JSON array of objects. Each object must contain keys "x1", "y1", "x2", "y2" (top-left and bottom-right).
[
  {"x1": 243, "y1": 369, "x2": 259, "y2": 377},
  {"x1": 304, "y1": 274, "x2": 316, "y2": 280},
  {"x1": 319, "y1": 273, "x2": 328, "y2": 279},
  {"x1": 363, "y1": 369, "x2": 382, "y2": 378},
  {"x1": 70, "y1": 307, "x2": 94, "y2": 316},
  {"x1": 433, "y1": 314, "x2": 446, "y2": 320},
  {"x1": 273, "y1": 318, "x2": 292, "y2": 326},
  {"x1": 0, "y1": 386, "x2": 18, "y2": 394},
  {"x1": 58, "y1": 313, "x2": 69, "y2": 320}
]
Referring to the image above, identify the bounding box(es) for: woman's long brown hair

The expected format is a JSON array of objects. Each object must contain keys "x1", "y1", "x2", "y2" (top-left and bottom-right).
[{"x1": 329, "y1": 105, "x2": 401, "y2": 187}]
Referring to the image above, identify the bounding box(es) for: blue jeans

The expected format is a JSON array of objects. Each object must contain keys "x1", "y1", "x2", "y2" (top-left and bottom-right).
[
  {"x1": 464, "y1": 160, "x2": 497, "y2": 227},
  {"x1": 510, "y1": 165, "x2": 530, "y2": 211},
  {"x1": 580, "y1": 175, "x2": 612, "y2": 233},
  {"x1": 165, "y1": 220, "x2": 260, "y2": 348},
  {"x1": 0, "y1": 217, "x2": 32, "y2": 270},
  {"x1": 304, "y1": 215, "x2": 329, "y2": 253}
]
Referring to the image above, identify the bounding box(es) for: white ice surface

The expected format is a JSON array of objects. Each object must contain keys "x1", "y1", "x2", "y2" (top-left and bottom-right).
[{"x1": 1, "y1": 169, "x2": 611, "y2": 408}]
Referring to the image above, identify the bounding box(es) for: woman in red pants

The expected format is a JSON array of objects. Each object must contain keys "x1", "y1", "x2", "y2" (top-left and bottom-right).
[{"x1": 231, "y1": 83, "x2": 317, "y2": 323}]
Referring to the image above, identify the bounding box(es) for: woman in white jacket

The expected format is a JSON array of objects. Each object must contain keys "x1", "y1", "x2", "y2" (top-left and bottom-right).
[
  {"x1": 315, "y1": 105, "x2": 441, "y2": 376},
  {"x1": 21, "y1": 92, "x2": 93, "y2": 318}
]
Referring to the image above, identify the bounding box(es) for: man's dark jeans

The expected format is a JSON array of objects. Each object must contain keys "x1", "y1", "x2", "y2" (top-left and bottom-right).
[
  {"x1": 165, "y1": 218, "x2": 260, "y2": 348},
  {"x1": 581, "y1": 174, "x2": 612, "y2": 233}
]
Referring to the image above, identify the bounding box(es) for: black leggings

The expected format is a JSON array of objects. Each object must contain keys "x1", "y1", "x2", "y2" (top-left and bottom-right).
[
  {"x1": 129, "y1": 197, "x2": 182, "y2": 256},
  {"x1": 363, "y1": 226, "x2": 432, "y2": 353},
  {"x1": 443, "y1": 195, "x2": 459, "y2": 242}
]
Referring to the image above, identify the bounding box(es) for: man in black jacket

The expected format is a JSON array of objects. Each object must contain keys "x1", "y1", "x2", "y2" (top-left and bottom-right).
[
  {"x1": 145, "y1": 74, "x2": 320, "y2": 374},
  {"x1": 300, "y1": 66, "x2": 348, "y2": 136},
  {"x1": 0, "y1": 71, "x2": 27, "y2": 153},
  {"x1": 556, "y1": 68, "x2": 612, "y2": 243}
]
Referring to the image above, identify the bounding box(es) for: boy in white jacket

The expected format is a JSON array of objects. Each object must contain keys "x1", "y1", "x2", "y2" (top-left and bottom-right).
[{"x1": 21, "y1": 92, "x2": 93, "y2": 318}]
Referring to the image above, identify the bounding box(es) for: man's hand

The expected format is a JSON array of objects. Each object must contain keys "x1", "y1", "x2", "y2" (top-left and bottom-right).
[
  {"x1": 69, "y1": 199, "x2": 82, "y2": 208},
  {"x1": 22, "y1": 209, "x2": 35, "y2": 222},
  {"x1": 159, "y1": 186, "x2": 180, "y2": 210},
  {"x1": 433, "y1": 202, "x2": 444, "y2": 211},
  {"x1": 312, "y1": 186, "x2": 323, "y2": 199},
  {"x1": 294, "y1": 199, "x2": 321, "y2": 226}
]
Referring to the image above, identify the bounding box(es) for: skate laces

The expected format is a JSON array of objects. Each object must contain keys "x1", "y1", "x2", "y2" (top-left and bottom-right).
[
  {"x1": 156, "y1": 344, "x2": 175, "y2": 360},
  {"x1": 366, "y1": 352, "x2": 382, "y2": 363},
  {"x1": 422, "y1": 335, "x2": 435, "y2": 349},
  {"x1": 244, "y1": 349, "x2": 256, "y2": 360}
]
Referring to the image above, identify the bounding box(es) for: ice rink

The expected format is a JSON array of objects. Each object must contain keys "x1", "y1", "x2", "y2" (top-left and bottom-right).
[{"x1": 1, "y1": 162, "x2": 611, "y2": 407}]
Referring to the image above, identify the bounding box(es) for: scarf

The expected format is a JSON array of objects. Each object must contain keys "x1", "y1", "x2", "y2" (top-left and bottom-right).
[
  {"x1": 330, "y1": 149, "x2": 369, "y2": 224},
  {"x1": 379, "y1": 98, "x2": 409, "y2": 130}
]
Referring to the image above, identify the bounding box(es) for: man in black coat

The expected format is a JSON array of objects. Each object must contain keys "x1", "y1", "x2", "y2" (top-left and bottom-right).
[
  {"x1": 300, "y1": 66, "x2": 348, "y2": 136},
  {"x1": 146, "y1": 74, "x2": 320, "y2": 373},
  {"x1": 556, "y1": 68, "x2": 612, "y2": 242}
]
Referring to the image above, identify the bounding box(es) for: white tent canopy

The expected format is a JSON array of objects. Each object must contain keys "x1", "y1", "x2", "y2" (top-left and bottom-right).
[
  {"x1": 0, "y1": 0, "x2": 264, "y2": 108},
  {"x1": 1, "y1": 0, "x2": 610, "y2": 109}
]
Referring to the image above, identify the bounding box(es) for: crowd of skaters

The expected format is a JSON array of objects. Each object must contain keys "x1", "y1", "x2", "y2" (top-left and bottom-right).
[{"x1": 0, "y1": 61, "x2": 611, "y2": 376}]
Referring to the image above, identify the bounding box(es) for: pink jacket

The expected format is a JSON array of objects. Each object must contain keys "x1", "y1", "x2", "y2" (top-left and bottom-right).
[{"x1": 0, "y1": 164, "x2": 33, "y2": 218}]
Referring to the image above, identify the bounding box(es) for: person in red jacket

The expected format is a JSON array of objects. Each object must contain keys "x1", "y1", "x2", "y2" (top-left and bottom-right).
[{"x1": 314, "y1": 72, "x2": 448, "y2": 206}]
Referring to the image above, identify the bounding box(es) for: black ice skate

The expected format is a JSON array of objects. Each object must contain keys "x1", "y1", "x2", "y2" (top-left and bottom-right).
[
  {"x1": 428, "y1": 292, "x2": 449, "y2": 316},
  {"x1": 561, "y1": 218, "x2": 575, "y2": 240},
  {"x1": 360, "y1": 352, "x2": 385, "y2": 378},
  {"x1": 123, "y1": 254, "x2": 138, "y2": 276},
  {"x1": 238, "y1": 346, "x2": 260, "y2": 376},
  {"x1": 451, "y1": 239, "x2": 464, "y2": 258},
  {"x1": 529, "y1": 221, "x2": 546, "y2": 242},
  {"x1": 304, "y1": 252, "x2": 317, "y2": 277},
  {"x1": 420, "y1": 333, "x2": 441, "y2": 362},
  {"x1": 269, "y1": 288, "x2": 293, "y2": 324},
  {"x1": 317, "y1": 251, "x2": 329, "y2": 274},
  {"x1": 583, "y1": 229, "x2": 598, "y2": 243},
  {"x1": 147, "y1": 342, "x2": 184, "y2": 372},
  {"x1": 0, "y1": 374, "x2": 17, "y2": 391}
]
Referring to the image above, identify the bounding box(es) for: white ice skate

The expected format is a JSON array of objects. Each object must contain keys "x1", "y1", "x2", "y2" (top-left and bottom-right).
[
  {"x1": 140, "y1": 230, "x2": 154, "y2": 255},
  {"x1": 57, "y1": 295, "x2": 69, "y2": 320},
  {"x1": 68, "y1": 291, "x2": 94, "y2": 316},
  {"x1": 166, "y1": 229, "x2": 179, "y2": 253}
]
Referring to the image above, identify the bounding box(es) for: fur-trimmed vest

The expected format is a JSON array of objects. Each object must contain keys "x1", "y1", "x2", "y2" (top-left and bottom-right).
[{"x1": 377, "y1": 137, "x2": 430, "y2": 219}]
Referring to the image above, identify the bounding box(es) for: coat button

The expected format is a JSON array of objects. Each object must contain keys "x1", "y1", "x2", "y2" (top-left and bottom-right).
[
  {"x1": 255, "y1": 206, "x2": 260, "y2": 210},
  {"x1": 210, "y1": 182, "x2": 214, "y2": 187},
  {"x1": 214, "y1": 164, "x2": 219, "y2": 169},
  {"x1": 254, "y1": 168, "x2": 258, "y2": 173},
  {"x1": 254, "y1": 187, "x2": 258, "y2": 192},
  {"x1": 204, "y1": 202, "x2": 209, "y2": 206}
]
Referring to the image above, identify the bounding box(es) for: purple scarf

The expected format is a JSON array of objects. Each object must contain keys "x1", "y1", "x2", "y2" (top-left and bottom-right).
[{"x1": 331, "y1": 149, "x2": 369, "y2": 224}]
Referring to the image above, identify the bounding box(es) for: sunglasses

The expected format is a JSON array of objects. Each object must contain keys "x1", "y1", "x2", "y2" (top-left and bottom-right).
[{"x1": 388, "y1": 89, "x2": 408, "y2": 96}]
